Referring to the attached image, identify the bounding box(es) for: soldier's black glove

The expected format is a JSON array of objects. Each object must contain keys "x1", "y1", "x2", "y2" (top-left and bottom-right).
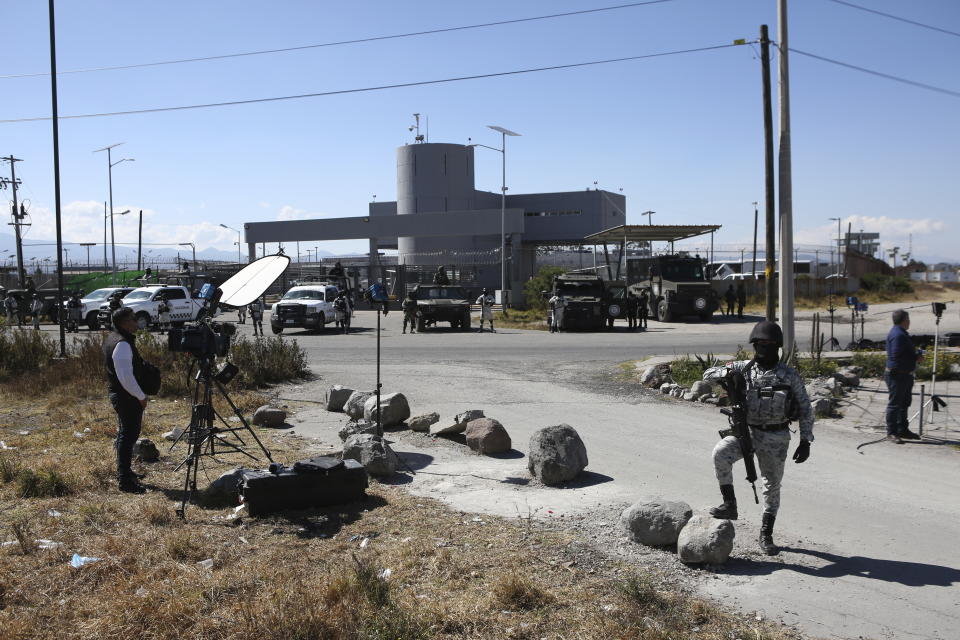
[{"x1": 792, "y1": 439, "x2": 810, "y2": 464}]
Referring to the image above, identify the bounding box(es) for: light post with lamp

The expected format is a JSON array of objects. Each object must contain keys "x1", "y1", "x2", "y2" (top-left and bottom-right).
[
  {"x1": 219, "y1": 223, "x2": 243, "y2": 265},
  {"x1": 93, "y1": 143, "x2": 134, "y2": 281},
  {"x1": 79, "y1": 242, "x2": 95, "y2": 272},
  {"x1": 468, "y1": 125, "x2": 520, "y2": 307}
]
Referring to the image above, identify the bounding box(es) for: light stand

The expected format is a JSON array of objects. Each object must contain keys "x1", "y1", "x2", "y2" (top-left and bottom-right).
[
  {"x1": 910, "y1": 302, "x2": 953, "y2": 436},
  {"x1": 376, "y1": 302, "x2": 383, "y2": 438}
]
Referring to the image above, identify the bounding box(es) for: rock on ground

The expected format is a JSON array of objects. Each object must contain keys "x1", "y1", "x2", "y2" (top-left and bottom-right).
[
  {"x1": 408, "y1": 412, "x2": 440, "y2": 432},
  {"x1": 465, "y1": 418, "x2": 512, "y2": 455},
  {"x1": 325, "y1": 385, "x2": 355, "y2": 412},
  {"x1": 363, "y1": 392, "x2": 411, "y2": 428},
  {"x1": 620, "y1": 498, "x2": 693, "y2": 546},
  {"x1": 659, "y1": 382, "x2": 674, "y2": 394},
  {"x1": 834, "y1": 368, "x2": 860, "y2": 388},
  {"x1": 206, "y1": 468, "x2": 268, "y2": 504},
  {"x1": 682, "y1": 391, "x2": 700, "y2": 401},
  {"x1": 163, "y1": 427, "x2": 184, "y2": 442},
  {"x1": 338, "y1": 420, "x2": 379, "y2": 442},
  {"x1": 342, "y1": 433, "x2": 398, "y2": 477},
  {"x1": 252, "y1": 405, "x2": 287, "y2": 428},
  {"x1": 432, "y1": 409, "x2": 485, "y2": 435},
  {"x1": 690, "y1": 380, "x2": 713, "y2": 397},
  {"x1": 344, "y1": 391, "x2": 375, "y2": 420},
  {"x1": 812, "y1": 396, "x2": 834, "y2": 418},
  {"x1": 677, "y1": 514, "x2": 735, "y2": 564},
  {"x1": 133, "y1": 438, "x2": 159, "y2": 462},
  {"x1": 527, "y1": 424, "x2": 588, "y2": 486}
]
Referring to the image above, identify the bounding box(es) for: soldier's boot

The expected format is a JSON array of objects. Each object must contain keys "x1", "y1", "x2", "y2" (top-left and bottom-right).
[
  {"x1": 759, "y1": 512, "x2": 779, "y2": 556},
  {"x1": 709, "y1": 484, "x2": 738, "y2": 520}
]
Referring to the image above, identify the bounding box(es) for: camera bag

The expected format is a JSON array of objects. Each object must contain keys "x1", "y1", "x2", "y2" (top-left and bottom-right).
[
  {"x1": 292, "y1": 456, "x2": 345, "y2": 474},
  {"x1": 242, "y1": 458, "x2": 367, "y2": 516}
]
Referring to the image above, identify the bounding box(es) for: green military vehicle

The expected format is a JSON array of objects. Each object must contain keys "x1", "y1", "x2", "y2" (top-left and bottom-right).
[
  {"x1": 626, "y1": 254, "x2": 718, "y2": 322},
  {"x1": 546, "y1": 273, "x2": 625, "y2": 331},
  {"x1": 411, "y1": 284, "x2": 472, "y2": 331}
]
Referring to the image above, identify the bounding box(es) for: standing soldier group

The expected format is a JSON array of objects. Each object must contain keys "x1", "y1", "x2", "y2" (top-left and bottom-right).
[
  {"x1": 476, "y1": 288, "x2": 496, "y2": 333},
  {"x1": 334, "y1": 291, "x2": 352, "y2": 334}
]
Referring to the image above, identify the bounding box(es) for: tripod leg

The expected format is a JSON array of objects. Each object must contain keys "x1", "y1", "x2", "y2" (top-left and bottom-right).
[{"x1": 215, "y1": 379, "x2": 273, "y2": 461}]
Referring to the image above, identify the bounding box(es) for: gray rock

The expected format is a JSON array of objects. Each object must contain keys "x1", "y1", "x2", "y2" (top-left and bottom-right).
[
  {"x1": 639, "y1": 366, "x2": 660, "y2": 387},
  {"x1": 432, "y1": 409, "x2": 485, "y2": 435},
  {"x1": 325, "y1": 385, "x2": 355, "y2": 412},
  {"x1": 342, "y1": 433, "x2": 398, "y2": 477},
  {"x1": 465, "y1": 418, "x2": 512, "y2": 455},
  {"x1": 408, "y1": 412, "x2": 440, "y2": 432},
  {"x1": 206, "y1": 468, "x2": 268, "y2": 504},
  {"x1": 703, "y1": 396, "x2": 720, "y2": 406},
  {"x1": 338, "y1": 420, "x2": 378, "y2": 442},
  {"x1": 344, "y1": 391, "x2": 375, "y2": 420},
  {"x1": 252, "y1": 405, "x2": 287, "y2": 428},
  {"x1": 698, "y1": 393, "x2": 716, "y2": 403},
  {"x1": 950, "y1": 363, "x2": 960, "y2": 377},
  {"x1": 163, "y1": 427, "x2": 184, "y2": 442},
  {"x1": 836, "y1": 368, "x2": 860, "y2": 388},
  {"x1": 677, "y1": 515, "x2": 735, "y2": 564},
  {"x1": 812, "y1": 396, "x2": 834, "y2": 418},
  {"x1": 670, "y1": 386, "x2": 686, "y2": 399},
  {"x1": 527, "y1": 424, "x2": 588, "y2": 486},
  {"x1": 690, "y1": 380, "x2": 713, "y2": 397},
  {"x1": 133, "y1": 438, "x2": 159, "y2": 462},
  {"x1": 620, "y1": 498, "x2": 693, "y2": 546},
  {"x1": 659, "y1": 382, "x2": 673, "y2": 394},
  {"x1": 682, "y1": 391, "x2": 700, "y2": 402},
  {"x1": 363, "y1": 392, "x2": 411, "y2": 428}
]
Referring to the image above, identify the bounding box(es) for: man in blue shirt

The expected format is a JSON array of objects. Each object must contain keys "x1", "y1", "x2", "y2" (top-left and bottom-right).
[{"x1": 885, "y1": 309, "x2": 921, "y2": 443}]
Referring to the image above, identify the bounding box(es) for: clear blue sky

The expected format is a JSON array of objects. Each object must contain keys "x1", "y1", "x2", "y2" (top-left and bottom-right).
[{"x1": 3, "y1": 0, "x2": 958, "y2": 263}]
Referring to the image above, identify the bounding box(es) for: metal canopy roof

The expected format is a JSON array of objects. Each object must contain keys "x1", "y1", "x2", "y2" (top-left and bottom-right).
[{"x1": 583, "y1": 224, "x2": 721, "y2": 244}]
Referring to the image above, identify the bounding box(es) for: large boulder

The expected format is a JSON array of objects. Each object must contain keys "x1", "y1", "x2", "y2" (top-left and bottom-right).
[
  {"x1": 133, "y1": 438, "x2": 159, "y2": 462},
  {"x1": 344, "y1": 391, "x2": 375, "y2": 420},
  {"x1": 363, "y1": 392, "x2": 411, "y2": 428},
  {"x1": 325, "y1": 385, "x2": 355, "y2": 412},
  {"x1": 812, "y1": 396, "x2": 834, "y2": 418},
  {"x1": 527, "y1": 424, "x2": 588, "y2": 486},
  {"x1": 342, "y1": 433, "x2": 398, "y2": 477},
  {"x1": 408, "y1": 412, "x2": 440, "y2": 433},
  {"x1": 834, "y1": 368, "x2": 860, "y2": 388},
  {"x1": 432, "y1": 409, "x2": 485, "y2": 435},
  {"x1": 620, "y1": 498, "x2": 692, "y2": 546},
  {"x1": 252, "y1": 405, "x2": 287, "y2": 428},
  {"x1": 465, "y1": 418, "x2": 512, "y2": 455},
  {"x1": 690, "y1": 380, "x2": 713, "y2": 397},
  {"x1": 677, "y1": 515, "x2": 735, "y2": 564},
  {"x1": 682, "y1": 391, "x2": 700, "y2": 402},
  {"x1": 338, "y1": 420, "x2": 379, "y2": 442}
]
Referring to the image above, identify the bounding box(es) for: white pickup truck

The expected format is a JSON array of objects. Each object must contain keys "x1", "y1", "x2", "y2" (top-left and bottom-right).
[
  {"x1": 66, "y1": 286, "x2": 136, "y2": 330},
  {"x1": 270, "y1": 282, "x2": 341, "y2": 334},
  {"x1": 99, "y1": 285, "x2": 208, "y2": 330}
]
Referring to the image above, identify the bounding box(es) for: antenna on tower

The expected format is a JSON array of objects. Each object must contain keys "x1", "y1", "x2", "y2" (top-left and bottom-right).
[{"x1": 408, "y1": 114, "x2": 424, "y2": 143}]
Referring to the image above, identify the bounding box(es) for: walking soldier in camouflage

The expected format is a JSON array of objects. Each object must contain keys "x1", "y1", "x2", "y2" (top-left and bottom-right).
[
  {"x1": 702, "y1": 320, "x2": 814, "y2": 555},
  {"x1": 402, "y1": 292, "x2": 417, "y2": 334}
]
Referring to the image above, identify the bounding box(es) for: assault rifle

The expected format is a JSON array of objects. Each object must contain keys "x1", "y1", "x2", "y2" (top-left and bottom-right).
[{"x1": 716, "y1": 367, "x2": 760, "y2": 504}]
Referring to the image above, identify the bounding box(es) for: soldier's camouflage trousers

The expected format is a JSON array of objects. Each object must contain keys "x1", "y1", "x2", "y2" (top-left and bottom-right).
[
  {"x1": 403, "y1": 312, "x2": 417, "y2": 331},
  {"x1": 712, "y1": 427, "x2": 791, "y2": 516}
]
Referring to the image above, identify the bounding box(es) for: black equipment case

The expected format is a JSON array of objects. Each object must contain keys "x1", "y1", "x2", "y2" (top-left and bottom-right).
[{"x1": 242, "y1": 457, "x2": 367, "y2": 516}]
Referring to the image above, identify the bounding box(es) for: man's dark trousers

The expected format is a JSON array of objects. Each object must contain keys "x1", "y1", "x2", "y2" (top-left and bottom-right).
[
  {"x1": 110, "y1": 392, "x2": 143, "y2": 481},
  {"x1": 884, "y1": 372, "x2": 913, "y2": 436}
]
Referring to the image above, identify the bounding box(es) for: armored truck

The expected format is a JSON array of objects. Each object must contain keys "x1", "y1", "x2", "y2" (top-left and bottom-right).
[
  {"x1": 626, "y1": 254, "x2": 718, "y2": 322},
  {"x1": 547, "y1": 273, "x2": 624, "y2": 331},
  {"x1": 410, "y1": 284, "x2": 472, "y2": 331}
]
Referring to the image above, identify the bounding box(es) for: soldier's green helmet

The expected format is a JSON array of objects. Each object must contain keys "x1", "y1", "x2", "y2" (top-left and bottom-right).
[{"x1": 749, "y1": 320, "x2": 783, "y2": 346}]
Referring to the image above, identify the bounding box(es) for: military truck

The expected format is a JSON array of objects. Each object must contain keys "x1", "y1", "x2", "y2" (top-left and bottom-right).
[
  {"x1": 626, "y1": 254, "x2": 718, "y2": 322},
  {"x1": 546, "y1": 273, "x2": 624, "y2": 330},
  {"x1": 410, "y1": 284, "x2": 472, "y2": 331}
]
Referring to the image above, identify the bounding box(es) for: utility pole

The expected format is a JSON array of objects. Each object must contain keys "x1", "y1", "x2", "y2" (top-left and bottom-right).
[
  {"x1": 2, "y1": 156, "x2": 27, "y2": 287},
  {"x1": 48, "y1": 0, "x2": 67, "y2": 357},
  {"x1": 751, "y1": 201, "x2": 759, "y2": 279},
  {"x1": 137, "y1": 209, "x2": 143, "y2": 270},
  {"x1": 777, "y1": 0, "x2": 796, "y2": 360},
  {"x1": 760, "y1": 25, "x2": 776, "y2": 321},
  {"x1": 103, "y1": 202, "x2": 108, "y2": 268}
]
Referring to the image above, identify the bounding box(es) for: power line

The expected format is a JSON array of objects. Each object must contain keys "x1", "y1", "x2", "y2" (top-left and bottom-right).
[
  {"x1": 825, "y1": 0, "x2": 960, "y2": 39},
  {"x1": 0, "y1": 42, "x2": 745, "y2": 124},
  {"x1": 0, "y1": 0, "x2": 676, "y2": 79},
  {"x1": 790, "y1": 47, "x2": 960, "y2": 99}
]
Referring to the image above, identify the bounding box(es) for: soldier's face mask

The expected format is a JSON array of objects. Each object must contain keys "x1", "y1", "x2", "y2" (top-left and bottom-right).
[{"x1": 753, "y1": 340, "x2": 780, "y2": 368}]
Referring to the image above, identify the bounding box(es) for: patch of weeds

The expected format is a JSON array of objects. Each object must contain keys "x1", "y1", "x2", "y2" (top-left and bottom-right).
[
  {"x1": 140, "y1": 498, "x2": 174, "y2": 526},
  {"x1": 0, "y1": 455, "x2": 20, "y2": 484},
  {"x1": 10, "y1": 516, "x2": 35, "y2": 555},
  {"x1": 164, "y1": 534, "x2": 208, "y2": 562},
  {"x1": 351, "y1": 553, "x2": 391, "y2": 607},
  {"x1": 669, "y1": 356, "x2": 702, "y2": 388},
  {"x1": 617, "y1": 574, "x2": 664, "y2": 609},
  {"x1": 796, "y1": 357, "x2": 838, "y2": 379},
  {"x1": 850, "y1": 352, "x2": 886, "y2": 378},
  {"x1": 15, "y1": 467, "x2": 74, "y2": 498},
  {"x1": 492, "y1": 574, "x2": 555, "y2": 610}
]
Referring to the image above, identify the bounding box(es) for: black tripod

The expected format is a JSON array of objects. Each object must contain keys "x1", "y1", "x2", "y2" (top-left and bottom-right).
[{"x1": 171, "y1": 356, "x2": 273, "y2": 518}]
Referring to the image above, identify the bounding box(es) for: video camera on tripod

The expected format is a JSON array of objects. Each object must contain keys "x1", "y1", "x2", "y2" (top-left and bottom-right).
[{"x1": 168, "y1": 254, "x2": 291, "y2": 518}]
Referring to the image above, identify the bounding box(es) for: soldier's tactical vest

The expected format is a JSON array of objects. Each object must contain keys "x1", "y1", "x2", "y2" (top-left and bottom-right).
[{"x1": 745, "y1": 364, "x2": 799, "y2": 425}]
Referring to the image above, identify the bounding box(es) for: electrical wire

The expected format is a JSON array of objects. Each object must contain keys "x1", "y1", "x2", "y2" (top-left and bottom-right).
[
  {"x1": 790, "y1": 48, "x2": 960, "y2": 99},
  {"x1": 0, "y1": 43, "x2": 745, "y2": 124},
  {"x1": 825, "y1": 0, "x2": 960, "y2": 39},
  {"x1": 0, "y1": 0, "x2": 676, "y2": 79}
]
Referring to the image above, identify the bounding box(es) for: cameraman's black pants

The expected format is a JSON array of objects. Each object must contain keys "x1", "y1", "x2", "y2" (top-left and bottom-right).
[{"x1": 109, "y1": 392, "x2": 144, "y2": 482}]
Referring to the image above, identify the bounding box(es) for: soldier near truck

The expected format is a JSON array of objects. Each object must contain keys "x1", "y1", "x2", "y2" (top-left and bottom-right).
[{"x1": 402, "y1": 292, "x2": 417, "y2": 334}]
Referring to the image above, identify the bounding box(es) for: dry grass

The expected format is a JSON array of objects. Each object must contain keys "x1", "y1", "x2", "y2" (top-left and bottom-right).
[{"x1": 0, "y1": 387, "x2": 809, "y2": 640}]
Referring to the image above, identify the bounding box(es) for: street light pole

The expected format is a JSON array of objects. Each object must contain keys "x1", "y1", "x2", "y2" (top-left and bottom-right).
[
  {"x1": 478, "y1": 125, "x2": 520, "y2": 307},
  {"x1": 94, "y1": 143, "x2": 134, "y2": 282},
  {"x1": 219, "y1": 223, "x2": 242, "y2": 265},
  {"x1": 80, "y1": 243, "x2": 95, "y2": 271},
  {"x1": 179, "y1": 243, "x2": 196, "y2": 271}
]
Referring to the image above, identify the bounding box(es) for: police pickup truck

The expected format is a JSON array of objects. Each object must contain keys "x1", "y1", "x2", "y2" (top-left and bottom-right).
[
  {"x1": 63, "y1": 287, "x2": 136, "y2": 330},
  {"x1": 270, "y1": 282, "x2": 341, "y2": 334},
  {"x1": 99, "y1": 285, "x2": 208, "y2": 330}
]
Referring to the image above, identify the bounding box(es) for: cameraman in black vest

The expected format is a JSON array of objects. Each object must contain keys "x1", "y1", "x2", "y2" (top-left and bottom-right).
[{"x1": 103, "y1": 307, "x2": 149, "y2": 493}]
